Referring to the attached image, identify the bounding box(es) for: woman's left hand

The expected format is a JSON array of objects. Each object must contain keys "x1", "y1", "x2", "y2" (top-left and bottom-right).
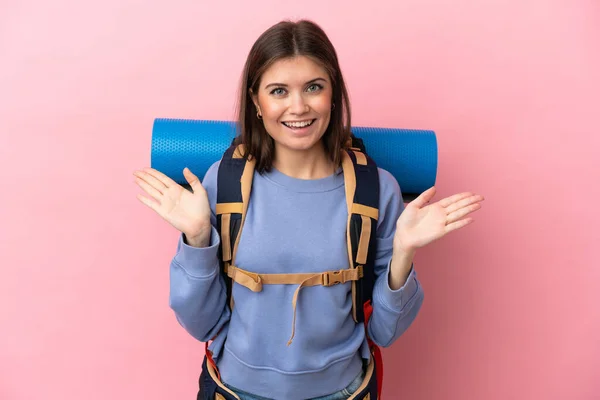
[{"x1": 394, "y1": 187, "x2": 485, "y2": 253}]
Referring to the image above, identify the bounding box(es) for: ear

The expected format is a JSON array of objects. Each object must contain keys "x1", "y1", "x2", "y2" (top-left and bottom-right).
[{"x1": 249, "y1": 88, "x2": 260, "y2": 110}]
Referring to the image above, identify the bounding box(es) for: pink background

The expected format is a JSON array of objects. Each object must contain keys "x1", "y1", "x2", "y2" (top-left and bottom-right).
[{"x1": 1, "y1": 1, "x2": 598, "y2": 399}]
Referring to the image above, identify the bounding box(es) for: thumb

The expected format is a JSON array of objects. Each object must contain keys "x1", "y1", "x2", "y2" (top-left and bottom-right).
[
  {"x1": 411, "y1": 186, "x2": 436, "y2": 209},
  {"x1": 183, "y1": 167, "x2": 202, "y2": 191}
]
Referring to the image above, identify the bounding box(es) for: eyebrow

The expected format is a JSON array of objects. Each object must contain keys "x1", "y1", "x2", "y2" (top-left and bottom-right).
[{"x1": 264, "y1": 78, "x2": 327, "y2": 89}]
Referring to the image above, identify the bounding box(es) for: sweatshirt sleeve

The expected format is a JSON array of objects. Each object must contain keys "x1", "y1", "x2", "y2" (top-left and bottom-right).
[
  {"x1": 367, "y1": 168, "x2": 424, "y2": 348},
  {"x1": 168, "y1": 161, "x2": 231, "y2": 342}
]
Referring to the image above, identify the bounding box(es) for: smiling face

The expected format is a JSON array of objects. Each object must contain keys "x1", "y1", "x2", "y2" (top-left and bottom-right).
[{"x1": 250, "y1": 55, "x2": 333, "y2": 157}]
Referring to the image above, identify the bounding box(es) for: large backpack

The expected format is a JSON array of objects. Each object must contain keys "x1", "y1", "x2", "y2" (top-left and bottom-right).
[{"x1": 200, "y1": 136, "x2": 384, "y2": 400}]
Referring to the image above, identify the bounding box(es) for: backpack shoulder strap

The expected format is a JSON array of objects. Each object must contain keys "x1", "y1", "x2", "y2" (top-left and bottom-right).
[
  {"x1": 216, "y1": 143, "x2": 255, "y2": 310},
  {"x1": 341, "y1": 148, "x2": 380, "y2": 323},
  {"x1": 342, "y1": 146, "x2": 384, "y2": 396}
]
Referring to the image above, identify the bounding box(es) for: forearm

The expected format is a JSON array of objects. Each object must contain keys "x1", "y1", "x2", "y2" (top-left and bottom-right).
[
  {"x1": 389, "y1": 247, "x2": 416, "y2": 290},
  {"x1": 169, "y1": 261, "x2": 230, "y2": 341},
  {"x1": 368, "y1": 263, "x2": 424, "y2": 347},
  {"x1": 169, "y1": 229, "x2": 230, "y2": 341}
]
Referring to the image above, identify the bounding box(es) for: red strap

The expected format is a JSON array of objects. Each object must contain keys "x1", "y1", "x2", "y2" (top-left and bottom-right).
[
  {"x1": 364, "y1": 300, "x2": 383, "y2": 397},
  {"x1": 371, "y1": 341, "x2": 384, "y2": 397},
  {"x1": 204, "y1": 342, "x2": 220, "y2": 381}
]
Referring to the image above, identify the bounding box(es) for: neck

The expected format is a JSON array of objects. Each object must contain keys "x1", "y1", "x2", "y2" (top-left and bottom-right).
[{"x1": 272, "y1": 142, "x2": 335, "y2": 180}]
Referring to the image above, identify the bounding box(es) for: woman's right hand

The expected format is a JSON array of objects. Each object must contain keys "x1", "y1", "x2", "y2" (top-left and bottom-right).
[{"x1": 133, "y1": 167, "x2": 212, "y2": 247}]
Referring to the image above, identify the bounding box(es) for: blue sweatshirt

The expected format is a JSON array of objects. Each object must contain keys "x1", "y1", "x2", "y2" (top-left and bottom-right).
[{"x1": 169, "y1": 160, "x2": 424, "y2": 399}]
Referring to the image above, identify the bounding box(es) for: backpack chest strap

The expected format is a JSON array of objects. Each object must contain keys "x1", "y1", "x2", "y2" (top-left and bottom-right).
[
  {"x1": 225, "y1": 264, "x2": 364, "y2": 346},
  {"x1": 225, "y1": 264, "x2": 364, "y2": 292}
]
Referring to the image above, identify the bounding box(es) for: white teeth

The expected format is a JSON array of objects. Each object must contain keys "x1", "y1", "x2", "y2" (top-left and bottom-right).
[{"x1": 283, "y1": 120, "x2": 314, "y2": 128}]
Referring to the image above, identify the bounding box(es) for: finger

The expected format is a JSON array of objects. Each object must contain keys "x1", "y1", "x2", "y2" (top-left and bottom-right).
[
  {"x1": 183, "y1": 167, "x2": 205, "y2": 193},
  {"x1": 438, "y1": 192, "x2": 474, "y2": 208},
  {"x1": 135, "y1": 176, "x2": 162, "y2": 201},
  {"x1": 446, "y1": 194, "x2": 485, "y2": 214},
  {"x1": 142, "y1": 168, "x2": 176, "y2": 189},
  {"x1": 411, "y1": 186, "x2": 436, "y2": 209},
  {"x1": 445, "y1": 217, "x2": 473, "y2": 233},
  {"x1": 136, "y1": 193, "x2": 161, "y2": 214},
  {"x1": 137, "y1": 170, "x2": 167, "y2": 192},
  {"x1": 447, "y1": 203, "x2": 482, "y2": 224}
]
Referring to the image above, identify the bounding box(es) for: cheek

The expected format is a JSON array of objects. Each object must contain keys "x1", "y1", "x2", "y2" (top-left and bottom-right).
[
  {"x1": 312, "y1": 95, "x2": 333, "y2": 115},
  {"x1": 259, "y1": 98, "x2": 284, "y2": 120},
  {"x1": 263, "y1": 106, "x2": 283, "y2": 121}
]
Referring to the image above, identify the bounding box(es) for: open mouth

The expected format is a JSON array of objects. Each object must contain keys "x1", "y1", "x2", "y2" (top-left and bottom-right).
[{"x1": 281, "y1": 119, "x2": 316, "y2": 129}]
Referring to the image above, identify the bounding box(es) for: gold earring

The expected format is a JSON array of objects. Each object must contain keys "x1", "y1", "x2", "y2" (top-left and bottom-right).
[{"x1": 256, "y1": 111, "x2": 262, "y2": 119}]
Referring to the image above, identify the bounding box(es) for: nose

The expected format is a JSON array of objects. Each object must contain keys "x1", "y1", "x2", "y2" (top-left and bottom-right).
[{"x1": 289, "y1": 92, "x2": 309, "y2": 115}]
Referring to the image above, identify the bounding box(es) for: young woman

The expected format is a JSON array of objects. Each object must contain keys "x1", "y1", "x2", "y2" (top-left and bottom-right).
[{"x1": 134, "y1": 19, "x2": 484, "y2": 400}]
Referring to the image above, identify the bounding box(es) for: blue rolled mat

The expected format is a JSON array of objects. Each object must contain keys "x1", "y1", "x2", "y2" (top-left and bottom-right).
[{"x1": 151, "y1": 118, "x2": 437, "y2": 202}]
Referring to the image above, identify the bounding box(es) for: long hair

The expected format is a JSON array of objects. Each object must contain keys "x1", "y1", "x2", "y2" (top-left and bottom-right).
[{"x1": 235, "y1": 19, "x2": 352, "y2": 172}]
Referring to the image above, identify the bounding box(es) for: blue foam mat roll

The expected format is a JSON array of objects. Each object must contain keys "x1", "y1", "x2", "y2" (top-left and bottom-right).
[{"x1": 151, "y1": 118, "x2": 437, "y2": 201}]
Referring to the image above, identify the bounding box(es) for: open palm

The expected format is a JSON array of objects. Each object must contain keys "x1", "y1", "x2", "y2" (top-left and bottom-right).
[
  {"x1": 133, "y1": 167, "x2": 211, "y2": 238},
  {"x1": 394, "y1": 187, "x2": 484, "y2": 252}
]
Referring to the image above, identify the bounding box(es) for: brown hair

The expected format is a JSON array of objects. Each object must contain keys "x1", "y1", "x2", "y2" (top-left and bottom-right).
[{"x1": 235, "y1": 19, "x2": 352, "y2": 172}]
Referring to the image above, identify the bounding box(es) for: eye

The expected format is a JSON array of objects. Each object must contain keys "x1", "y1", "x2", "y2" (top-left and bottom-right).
[
  {"x1": 270, "y1": 88, "x2": 287, "y2": 96},
  {"x1": 306, "y1": 83, "x2": 323, "y2": 93}
]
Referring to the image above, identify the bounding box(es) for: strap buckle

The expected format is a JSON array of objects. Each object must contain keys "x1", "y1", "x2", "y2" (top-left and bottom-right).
[{"x1": 323, "y1": 270, "x2": 344, "y2": 286}]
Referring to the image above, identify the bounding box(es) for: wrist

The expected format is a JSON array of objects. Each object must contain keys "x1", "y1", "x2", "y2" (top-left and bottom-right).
[
  {"x1": 393, "y1": 237, "x2": 418, "y2": 255},
  {"x1": 184, "y1": 225, "x2": 211, "y2": 248},
  {"x1": 395, "y1": 245, "x2": 417, "y2": 257}
]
